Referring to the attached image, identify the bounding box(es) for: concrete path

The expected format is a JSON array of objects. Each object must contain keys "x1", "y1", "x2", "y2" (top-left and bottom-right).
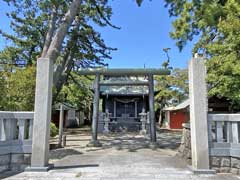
[{"x1": 1, "y1": 128, "x2": 239, "y2": 180}]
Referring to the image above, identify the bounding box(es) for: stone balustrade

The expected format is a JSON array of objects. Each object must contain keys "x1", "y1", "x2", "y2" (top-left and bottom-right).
[
  {"x1": 0, "y1": 111, "x2": 34, "y2": 172},
  {"x1": 179, "y1": 114, "x2": 240, "y2": 174},
  {"x1": 208, "y1": 114, "x2": 240, "y2": 157},
  {"x1": 208, "y1": 114, "x2": 240, "y2": 174}
]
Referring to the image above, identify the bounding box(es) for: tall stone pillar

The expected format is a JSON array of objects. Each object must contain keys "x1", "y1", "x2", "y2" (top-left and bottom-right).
[
  {"x1": 28, "y1": 58, "x2": 53, "y2": 171},
  {"x1": 88, "y1": 74, "x2": 101, "y2": 147},
  {"x1": 189, "y1": 56, "x2": 213, "y2": 173},
  {"x1": 148, "y1": 74, "x2": 156, "y2": 143}
]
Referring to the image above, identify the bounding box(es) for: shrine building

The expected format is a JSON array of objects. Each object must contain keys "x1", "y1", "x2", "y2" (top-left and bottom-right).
[
  {"x1": 78, "y1": 68, "x2": 170, "y2": 145},
  {"x1": 98, "y1": 75, "x2": 150, "y2": 132}
]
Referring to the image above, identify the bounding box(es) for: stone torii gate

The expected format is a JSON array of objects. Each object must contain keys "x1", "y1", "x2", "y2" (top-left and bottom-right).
[
  {"x1": 77, "y1": 69, "x2": 170, "y2": 147},
  {"x1": 28, "y1": 58, "x2": 170, "y2": 171},
  {"x1": 27, "y1": 56, "x2": 213, "y2": 174}
]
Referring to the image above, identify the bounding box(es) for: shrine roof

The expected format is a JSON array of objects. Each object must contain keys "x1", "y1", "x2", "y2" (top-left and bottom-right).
[
  {"x1": 162, "y1": 99, "x2": 190, "y2": 111},
  {"x1": 78, "y1": 68, "x2": 170, "y2": 76},
  {"x1": 100, "y1": 86, "x2": 149, "y2": 95},
  {"x1": 100, "y1": 76, "x2": 154, "y2": 95},
  {"x1": 53, "y1": 102, "x2": 77, "y2": 110}
]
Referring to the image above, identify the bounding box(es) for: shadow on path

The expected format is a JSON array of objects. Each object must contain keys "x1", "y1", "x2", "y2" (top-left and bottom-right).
[
  {"x1": 53, "y1": 164, "x2": 99, "y2": 170},
  {"x1": 2, "y1": 128, "x2": 239, "y2": 179}
]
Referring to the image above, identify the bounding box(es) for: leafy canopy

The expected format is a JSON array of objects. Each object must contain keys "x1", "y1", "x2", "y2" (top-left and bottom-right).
[
  {"x1": 155, "y1": 68, "x2": 188, "y2": 109},
  {"x1": 165, "y1": 0, "x2": 240, "y2": 107},
  {"x1": 0, "y1": 66, "x2": 36, "y2": 111},
  {"x1": 0, "y1": 0, "x2": 116, "y2": 67}
]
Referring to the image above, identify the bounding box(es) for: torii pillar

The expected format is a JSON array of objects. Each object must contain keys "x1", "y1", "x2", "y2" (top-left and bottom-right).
[
  {"x1": 148, "y1": 74, "x2": 157, "y2": 144},
  {"x1": 88, "y1": 74, "x2": 102, "y2": 147}
]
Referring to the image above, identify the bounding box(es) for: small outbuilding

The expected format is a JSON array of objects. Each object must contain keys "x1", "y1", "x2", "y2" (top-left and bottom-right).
[
  {"x1": 162, "y1": 99, "x2": 190, "y2": 129},
  {"x1": 162, "y1": 96, "x2": 232, "y2": 129},
  {"x1": 52, "y1": 103, "x2": 79, "y2": 128}
]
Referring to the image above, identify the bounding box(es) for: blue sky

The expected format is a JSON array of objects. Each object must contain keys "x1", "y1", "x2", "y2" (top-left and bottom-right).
[{"x1": 0, "y1": 0, "x2": 196, "y2": 69}]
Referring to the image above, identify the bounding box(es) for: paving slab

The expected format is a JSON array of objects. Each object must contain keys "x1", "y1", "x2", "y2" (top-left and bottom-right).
[{"x1": 1, "y1": 128, "x2": 239, "y2": 180}]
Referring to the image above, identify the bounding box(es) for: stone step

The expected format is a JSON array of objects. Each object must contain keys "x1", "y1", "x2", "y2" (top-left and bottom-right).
[{"x1": 49, "y1": 168, "x2": 193, "y2": 178}]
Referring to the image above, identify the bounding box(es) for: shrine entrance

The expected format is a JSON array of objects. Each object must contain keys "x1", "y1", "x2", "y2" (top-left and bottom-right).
[
  {"x1": 102, "y1": 96, "x2": 144, "y2": 132},
  {"x1": 116, "y1": 100, "x2": 135, "y2": 117},
  {"x1": 29, "y1": 56, "x2": 213, "y2": 173},
  {"x1": 78, "y1": 68, "x2": 170, "y2": 146}
]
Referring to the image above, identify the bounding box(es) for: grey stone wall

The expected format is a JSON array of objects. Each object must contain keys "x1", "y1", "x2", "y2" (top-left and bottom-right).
[
  {"x1": 177, "y1": 123, "x2": 191, "y2": 164},
  {"x1": 0, "y1": 154, "x2": 11, "y2": 172},
  {"x1": 178, "y1": 123, "x2": 240, "y2": 174},
  {"x1": 0, "y1": 153, "x2": 31, "y2": 172},
  {"x1": 210, "y1": 156, "x2": 240, "y2": 174}
]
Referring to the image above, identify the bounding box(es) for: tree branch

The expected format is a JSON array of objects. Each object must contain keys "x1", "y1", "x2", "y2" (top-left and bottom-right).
[
  {"x1": 43, "y1": 0, "x2": 82, "y2": 62},
  {"x1": 41, "y1": 5, "x2": 57, "y2": 57}
]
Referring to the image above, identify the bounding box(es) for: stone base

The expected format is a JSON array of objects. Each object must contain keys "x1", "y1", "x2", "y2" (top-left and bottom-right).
[
  {"x1": 188, "y1": 165, "x2": 216, "y2": 174},
  {"x1": 210, "y1": 156, "x2": 240, "y2": 174},
  {"x1": 25, "y1": 164, "x2": 54, "y2": 172},
  {"x1": 103, "y1": 130, "x2": 110, "y2": 134},
  {"x1": 87, "y1": 140, "x2": 102, "y2": 147},
  {"x1": 179, "y1": 123, "x2": 240, "y2": 175},
  {"x1": 149, "y1": 142, "x2": 158, "y2": 149},
  {"x1": 0, "y1": 153, "x2": 31, "y2": 173},
  {"x1": 140, "y1": 130, "x2": 147, "y2": 135}
]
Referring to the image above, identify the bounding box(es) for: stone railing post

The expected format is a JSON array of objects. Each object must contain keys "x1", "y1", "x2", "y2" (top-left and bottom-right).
[
  {"x1": 28, "y1": 58, "x2": 53, "y2": 171},
  {"x1": 18, "y1": 119, "x2": 26, "y2": 141},
  {"x1": 5, "y1": 119, "x2": 17, "y2": 140},
  {"x1": 188, "y1": 55, "x2": 214, "y2": 173},
  {"x1": 0, "y1": 118, "x2": 6, "y2": 141},
  {"x1": 29, "y1": 119, "x2": 33, "y2": 139}
]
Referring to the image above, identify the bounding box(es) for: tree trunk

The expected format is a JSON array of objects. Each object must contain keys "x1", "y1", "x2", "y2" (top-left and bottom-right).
[
  {"x1": 41, "y1": 5, "x2": 57, "y2": 57},
  {"x1": 52, "y1": 15, "x2": 81, "y2": 97},
  {"x1": 41, "y1": 0, "x2": 82, "y2": 62},
  {"x1": 54, "y1": 50, "x2": 74, "y2": 96}
]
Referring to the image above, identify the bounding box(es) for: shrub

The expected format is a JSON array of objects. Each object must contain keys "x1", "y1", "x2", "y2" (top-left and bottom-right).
[{"x1": 50, "y1": 122, "x2": 58, "y2": 137}]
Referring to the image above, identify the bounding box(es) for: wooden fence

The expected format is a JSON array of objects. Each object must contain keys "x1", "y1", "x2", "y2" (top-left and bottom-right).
[{"x1": 0, "y1": 111, "x2": 34, "y2": 155}]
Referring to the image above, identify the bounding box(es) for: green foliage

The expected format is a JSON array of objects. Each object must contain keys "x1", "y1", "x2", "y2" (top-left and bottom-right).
[
  {"x1": 0, "y1": 0, "x2": 160, "y2": 114},
  {"x1": 0, "y1": 0, "x2": 116, "y2": 66},
  {"x1": 0, "y1": 66, "x2": 36, "y2": 111},
  {"x1": 136, "y1": 0, "x2": 144, "y2": 6},
  {"x1": 56, "y1": 72, "x2": 93, "y2": 110},
  {"x1": 165, "y1": 0, "x2": 240, "y2": 107},
  {"x1": 50, "y1": 122, "x2": 58, "y2": 137},
  {"x1": 0, "y1": 72, "x2": 7, "y2": 110},
  {"x1": 165, "y1": 0, "x2": 228, "y2": 52},
  {"x1": 155, "y1": 68, "x2": 188, "y2": 109},
  {"x1": 0, "y1": 0, "x2": 119, "y2": 101},
  {"x1": 0, "y1": 65, "x2": 93, "y2": 114},
  {"x1": 206, "y1": 1, "x2": 240, "y2": 106}
]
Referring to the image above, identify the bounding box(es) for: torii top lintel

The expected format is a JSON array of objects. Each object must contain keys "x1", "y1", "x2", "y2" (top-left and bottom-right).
[{"x1": 78, "y1": 68, "x2": 170, "y2": 76}]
